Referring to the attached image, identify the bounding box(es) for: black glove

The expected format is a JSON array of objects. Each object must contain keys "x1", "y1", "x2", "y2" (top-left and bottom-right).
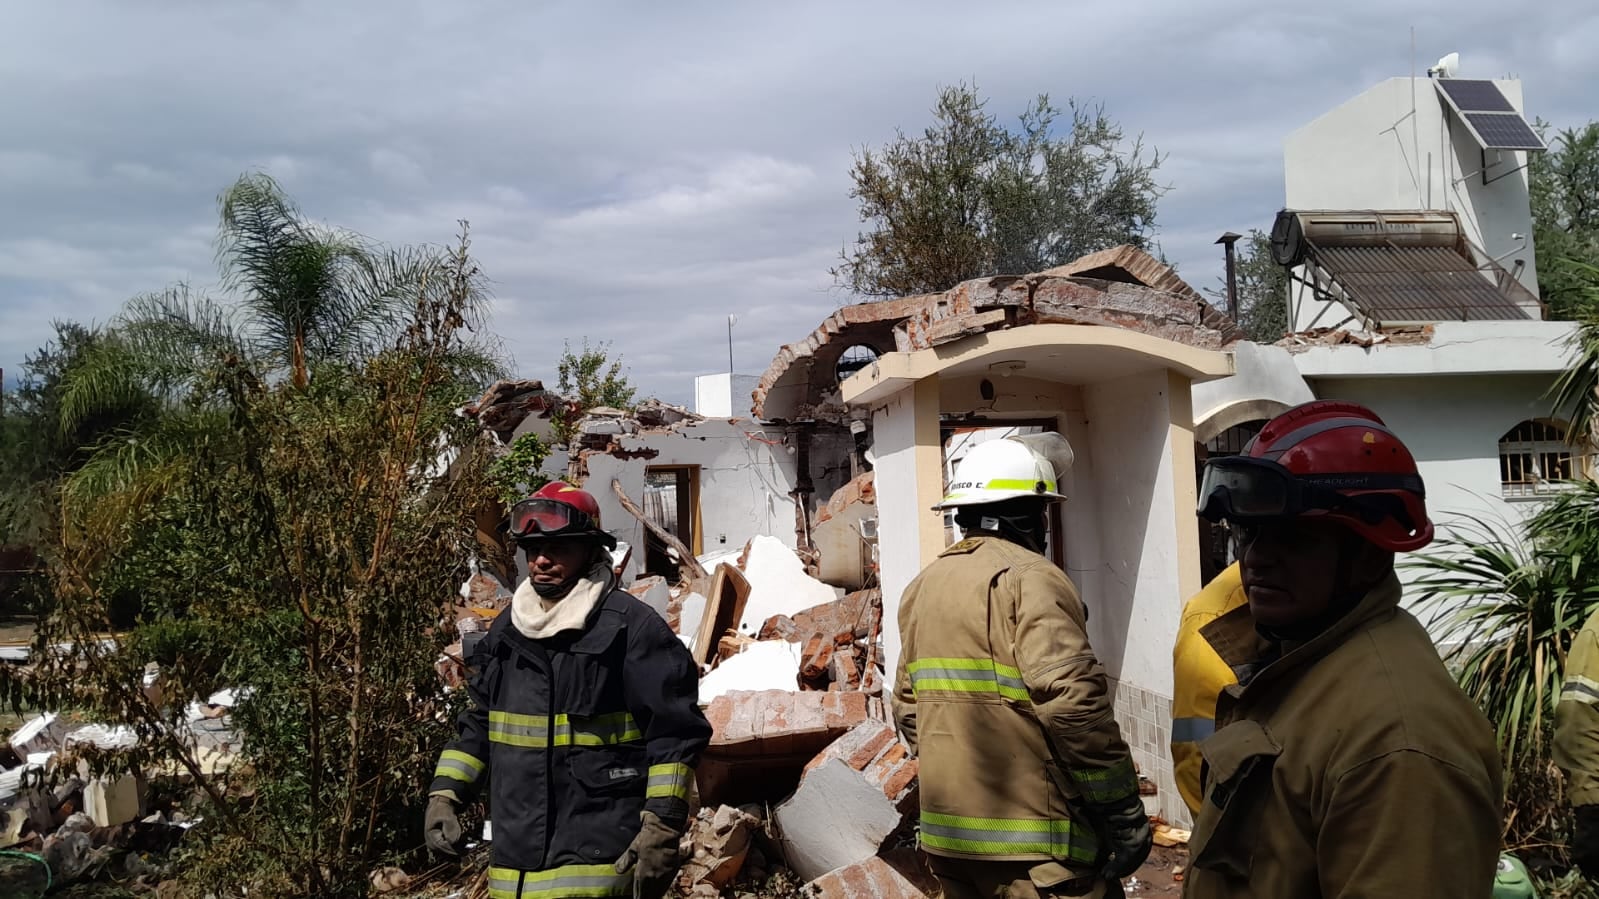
[
  {"x1": 615, "y1": 810, "x2": 683, "y2": 899},
  {"x1": 1091, "y1": 795, "x2": 1153, "y2": 880},
  {"x1": 1575, "y1": 805, "x2": 1599, "y2": 879},
  {"x1": 424, "y1": 795, "x2": 463, "y2": 857}
]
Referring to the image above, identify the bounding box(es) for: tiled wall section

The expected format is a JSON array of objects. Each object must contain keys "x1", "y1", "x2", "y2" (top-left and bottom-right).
[{"x1": 1108, "y1": 677, "x2": 1190, "y2": 829}]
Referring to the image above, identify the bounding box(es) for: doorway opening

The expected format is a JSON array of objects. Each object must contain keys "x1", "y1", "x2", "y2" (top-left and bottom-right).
[
  {"x1": 641, "y1": 466, "x2": 702, "y2": 580},
  {"x1": 940, "y1": 418, "x2": 1066, "y2": 572}
]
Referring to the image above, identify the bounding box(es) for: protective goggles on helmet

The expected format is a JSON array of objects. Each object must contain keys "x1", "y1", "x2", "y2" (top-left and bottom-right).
[
  {"x1": 1196, "y1": 456, "x2": 1421, "y2": 524},
  {"x1": 508, "y1": 498, "x2": 599, "y2": 540}
]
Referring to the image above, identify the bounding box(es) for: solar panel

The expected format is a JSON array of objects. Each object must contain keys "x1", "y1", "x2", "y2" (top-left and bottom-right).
[
  {"x1": 1437, "y1": 79, "x2": 1516, "y2": 113},
  {"x1": 1463, "y1": 112, "x2": 1545, "y2": 150}
]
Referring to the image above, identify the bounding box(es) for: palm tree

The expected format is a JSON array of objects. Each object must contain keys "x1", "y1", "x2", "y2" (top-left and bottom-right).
[
  {"x1": 56, "y1": 174, "x2": 501, "y2": 521},
  {"x1": 217, "y1": 174, "x2": 398, "y2": 389}
]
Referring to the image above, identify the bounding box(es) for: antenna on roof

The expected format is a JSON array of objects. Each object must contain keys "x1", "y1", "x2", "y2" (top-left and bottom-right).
[{"x1": 1428, "y1": 52, "x2": 1460, "y2": 79}]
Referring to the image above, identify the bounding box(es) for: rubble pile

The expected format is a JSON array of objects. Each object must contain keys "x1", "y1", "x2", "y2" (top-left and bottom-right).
[
  {"x1": 652, "y1": 537, "x2": 927, "y2": 896},
  {"x1": 461, "y1": 379, "x2": 569, "y2": 443},
  {"x1": 0, "y1": 695, "x2": 233, "y2": 891}
]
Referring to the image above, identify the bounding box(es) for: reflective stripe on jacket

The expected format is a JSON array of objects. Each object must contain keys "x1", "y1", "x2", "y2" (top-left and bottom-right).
[
  {"x1": 893, "y1": 534, "x2": 1137, "y2": 871},
  {"x1": 1556, "y1": 605, "x2": 1599, "y2": 807},
  {"x1": 1171, "y1": 563, "x2": 1247, "y2": 816},
  {"x1": 428, "y1": 588, "x2": 711, "y2": 893},
  {"x1": 1183, "y1": 574, "x2": 1503, "y2": 898}
]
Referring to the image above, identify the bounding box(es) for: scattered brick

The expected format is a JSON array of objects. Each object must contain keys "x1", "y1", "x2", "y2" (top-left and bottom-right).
[{"x1": 804, "y1": 850, "x2": 937, "y2": 899}]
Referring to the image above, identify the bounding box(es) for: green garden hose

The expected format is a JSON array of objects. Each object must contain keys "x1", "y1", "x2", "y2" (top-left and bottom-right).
[{"x1": 0, "y1": 849, "x2": 52, "y2": 890}]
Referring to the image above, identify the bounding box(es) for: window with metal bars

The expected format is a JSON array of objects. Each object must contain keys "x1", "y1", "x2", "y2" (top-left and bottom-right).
[{"x1": 1498, "y1": 419, "x2": 1580, "y2": 498}]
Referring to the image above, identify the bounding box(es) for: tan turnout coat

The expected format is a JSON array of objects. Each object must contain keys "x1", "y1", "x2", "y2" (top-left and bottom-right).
[
  {"x1": 894, "y1": 534, "x2": 1138, "y2": 885},
  {"x1": 1183, "y1": 574, "x2": 1503, "y2": 898}
]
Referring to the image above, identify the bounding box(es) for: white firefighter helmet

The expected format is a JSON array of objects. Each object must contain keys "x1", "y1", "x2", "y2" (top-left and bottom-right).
[{"x1": 933, "y1": 432, "x2": 1075, "y2": 510}]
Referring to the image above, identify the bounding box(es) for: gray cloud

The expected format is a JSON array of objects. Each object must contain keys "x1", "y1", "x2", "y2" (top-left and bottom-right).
[{"x1": 2, "y1": 0, "x2": 1593, "y2": 404}]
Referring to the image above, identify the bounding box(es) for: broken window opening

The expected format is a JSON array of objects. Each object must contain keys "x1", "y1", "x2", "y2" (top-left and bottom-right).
[
  {"x1": 1499, "y1": 419, "x2": 1584, "y2": 499},
  {"x1": 835, "y1": 345, "x2": 880, "y2": 384},
  {"x1": 642, "y1": 466, "x2": 702, "y2": 580}
]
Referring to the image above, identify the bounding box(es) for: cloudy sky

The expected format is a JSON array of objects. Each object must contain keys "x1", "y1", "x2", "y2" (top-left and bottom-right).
[{"x1": 2, "y1": 2, "x2": 1594, "y2": 406}]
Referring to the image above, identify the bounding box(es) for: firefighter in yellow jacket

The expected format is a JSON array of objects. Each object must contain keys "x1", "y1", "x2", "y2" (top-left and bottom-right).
[
  {"x1": 1170, "y1": 563, "x2": 1246, "y2": 817},
  {"x1": 1187, "y1": 401, "x2": 1502, "y2": 897},
  {"x1": 894, "y1": 433, "x2": 1151, "y2": 899},
  {"x1": 1555, "y1": 604, "x2": 1599, "y2": 878}
]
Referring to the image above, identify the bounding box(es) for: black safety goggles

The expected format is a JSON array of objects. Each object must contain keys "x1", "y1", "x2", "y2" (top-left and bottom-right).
[
  {"x1": 1197, "y1": 456, "x2": 1421, "y2": 524},
  {"x1": 507, "y1": 498, "x2": 598, "y2": 540}
]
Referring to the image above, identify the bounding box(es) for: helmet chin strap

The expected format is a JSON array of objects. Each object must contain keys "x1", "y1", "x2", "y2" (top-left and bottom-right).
[
  {"x1": 526, "y1": 544, "x2": 610, "y2": 600},
  {"x1": 532, "y1": 578, "x2": 580, "y2": 600},
  {"x1": 958, "y1": 500, "x2": 1048, "y2": 554}
]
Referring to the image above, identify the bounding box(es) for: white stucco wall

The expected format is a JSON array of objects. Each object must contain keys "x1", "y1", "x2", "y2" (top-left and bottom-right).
[
  {"x1": 693, "y1": 373, "x2": 763, "y2": 419},
  {"x1": 1284, "y1": 77, "x2": 1540, "y2": 330},
  {"x1": 584, "y1": 419, "x2": 808, "y2": 583},
  {"x1": 1292, "y1": 320, "x2": 1578, "y2": 378},
  {"x1": 1192, "y1": 342, "x2": 1315, "y2": 437},
  {"x1": 870, "y1": 388, "x2": 922, "y2": 684},
  {"x1": 1080, "y1": 370, "x2": 1186, "y2": 696},
  {"x1": 1307, "y1": 372, "x2": 1565, "y2": 581}
]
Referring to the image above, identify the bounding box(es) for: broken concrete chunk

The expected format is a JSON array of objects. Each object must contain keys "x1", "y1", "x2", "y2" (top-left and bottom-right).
[
  {"x1": 697, "y1": 690, "x2": 882, "y2": 807},
  {"x1": 800, "y1": 635, "x2": 835, "y2": 684},
  {"x1": 633, "y1": 399, "x2": 698, "y2": 429},
  {"x1": 41, "y1": 828, "x2": 95, "y2": 883},
  {"x1": 0, "y1": 808, "x2": 26, "y2": 849},
  {"x1": 757, "y1": 615, "x2": 800, "y2": 642},
  {"x1": 370, "y1": 866, "x2": 412, "y2": 893},
  {"x1": 9, "y1": 713, "x2": 69, "y2": 757},
  {"x1": 699, "y1": 641, "x2": 802, "y2": 705},
  {"x1": 437, "y1": 645, "x2": 467, "y2": 690},
  {"x1": 677, "y1": 804, "x2": 763, "y2": 892},
  {"x1": 774, "y1": 720, "x2": 919, "y2": 881},
  {"x1": 830, "y1": 650, "x2": 862, "y2": 690},
  {"x1": 814, "y1": 472, "x2": 876, "y2": 526},
  {"x1": 677, "y1": 592, "x2": 708, "y2": 641},
  {"x1": 63, "y1": 724, "x2": 137, "y2": 753},
  {"x1": 626, "y1": 575, "x2": 671, "y2": 621},
  {"x1": 791, "y1": 589, "x2": 879, "y2": 644},
  {"x1": 804, "y1": 850, "x2": 937, "y2": 899},
  {"x1": 206, "y1": 687, "x2": 251, "y2": 708},
  {"x1": 738, "y1": 536, "x2": 842, "y2": 635},
  {"x1": 83, "y1": 773, "x2": 144, "y2": 828},
  {"x1": 462, "y1": 572, "x2": 514, "y2": 609}
]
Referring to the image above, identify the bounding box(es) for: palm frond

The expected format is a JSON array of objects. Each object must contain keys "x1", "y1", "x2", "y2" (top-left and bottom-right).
[
  {"x1": 218, "y1": 173, "x2": 411, "y2": 383},
  {"x1": 1547, "y1": 263, "x2": 1599, "y2": 444},
  {"x1": 57, "y1": 335, "x2": 153, "y2": 440},
  {"x1": 61, "y1": 407, "x2": 235, "y2": 541},
  {"x1": 1407, "y1": 508, "x2": 1599, "y2": 768},
  {"x1": 58, "y1": 287, "x2": 252, "y2": 438}
]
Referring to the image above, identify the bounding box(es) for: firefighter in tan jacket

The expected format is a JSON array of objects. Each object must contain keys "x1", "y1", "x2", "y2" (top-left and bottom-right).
[
  {"x1": 1555, "y1": 604, "x2": 1599, "y2": 878},
  {"x1": 1188, "y1": 401, "x2": 1502, "y2": 897},
  {"x1": 894, "y1": 433, "x2": 1151, "y2": 899}
]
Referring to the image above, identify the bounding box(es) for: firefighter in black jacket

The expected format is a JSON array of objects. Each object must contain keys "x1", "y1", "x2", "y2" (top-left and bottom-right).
[{"x1": 425, "y1": 482, "x2": 712, "y2": 899}]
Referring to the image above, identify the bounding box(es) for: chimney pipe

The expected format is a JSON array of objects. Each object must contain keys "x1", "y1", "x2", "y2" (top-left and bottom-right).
[{"x1": 1216, "y1": 232, "x2": 1243, "y2": 320}]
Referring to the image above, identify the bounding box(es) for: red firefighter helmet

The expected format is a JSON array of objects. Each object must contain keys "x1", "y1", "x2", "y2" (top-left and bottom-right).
[
  {"x1": 1198, "y1": 401, "x2": 1433, "y2": 552},
  {"x1": 508, "y1": 482, "x2": 616, "y2": 549}
]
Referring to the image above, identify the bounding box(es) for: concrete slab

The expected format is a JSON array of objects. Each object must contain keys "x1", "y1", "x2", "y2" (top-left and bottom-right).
[
  {"x1": 699, "y1": 642, "x2": 802, "y2": 705},
  {"x1": 774, "y1": 720, "x2": 919, "y2": 881},
  {"x1": 738, "y1": 536, "x2": 841, "y2": 635}
]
